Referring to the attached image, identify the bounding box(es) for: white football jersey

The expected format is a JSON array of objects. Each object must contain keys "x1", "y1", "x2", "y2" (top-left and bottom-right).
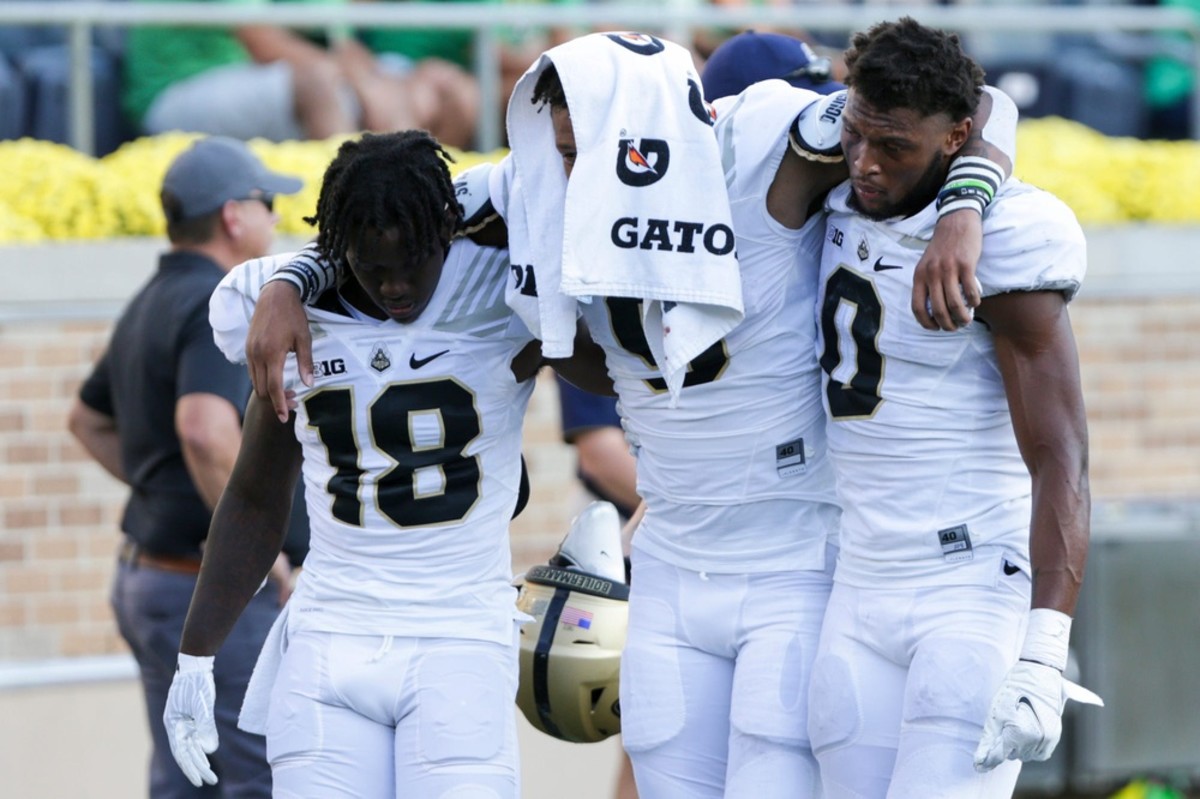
[
  {"x1": 579, "y1": 81, "x2": 840, "y2": 573},
  {"x1": 212, "y1": 241, "x2": 535, "y2": 644},
  {"x1": 817, "y1": 179, "x2": 1087, "y2": 586}
]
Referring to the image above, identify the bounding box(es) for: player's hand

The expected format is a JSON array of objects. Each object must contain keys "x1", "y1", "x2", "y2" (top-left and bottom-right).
[
  {"x1": 973, "y1": 659, "x2": 1102, "y2": 771},
  {"x1": 246, "y1": 281, "x2": 313, "y2": 422},
  {"x1": 269, "y1": 553, "x2": 299, "y2": 605},
  {"x1": 913, "y1": 208, "x2": 983, "y2": 331},
  {"x1": 164, "y1": 653, "x2": 219, "y2": 787}
]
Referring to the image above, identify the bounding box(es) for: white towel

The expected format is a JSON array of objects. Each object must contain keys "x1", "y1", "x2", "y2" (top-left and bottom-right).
[
  {"x1": 505, "y1": 32, "x2": 743, "y2": 402},
  {"x1": 236, "y1": 602, "x2": 288, "y2": 735}
]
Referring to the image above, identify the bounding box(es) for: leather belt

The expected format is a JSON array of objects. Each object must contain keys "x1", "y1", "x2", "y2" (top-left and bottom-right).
[{"x1": 119, "y1": 540, "x2": 203, "y2": 575}]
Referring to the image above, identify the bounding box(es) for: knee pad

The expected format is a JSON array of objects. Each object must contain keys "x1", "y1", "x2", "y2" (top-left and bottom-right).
[
  {"x1": 725, "y1": 729, "x2": 819, "y2": 798},
  {"x1": 906, "y1": 641, "x2": 998, "y2": 728},
  {"x1": 415, "y1": 648, "x2": 513, "y2": 768},
  {"x1": 807, "y1": 652, "x2": 861, "y2": 753},
  {"x1": 729, "y1": 629, "x2": 816, "y2": 743},
  {"x1": 619, "y1": 595, "x2": 686, "y2": 752}
]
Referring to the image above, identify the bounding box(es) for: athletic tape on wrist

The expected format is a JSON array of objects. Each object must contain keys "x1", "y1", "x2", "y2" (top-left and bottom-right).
[
  {"x1": 937, "y1": 156, "x2": 1004, "y2": 219},
  {"x1": 265, "y1": 269, "x2": 306, "y2": 292},
  {"x1": 176, "y1": 653, "x2": 215, "y2": 673},
  {"x1": 265, "y1": 245, "x2": 337, "y2": 303},
  {"x1": 1019, "y1": 608, "x2": 1072, "y2": 672}
]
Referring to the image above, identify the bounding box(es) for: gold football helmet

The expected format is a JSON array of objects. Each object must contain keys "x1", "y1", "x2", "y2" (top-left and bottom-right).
[{"x1": 515, "y1": 502, "x2": 630, "y2": 743}]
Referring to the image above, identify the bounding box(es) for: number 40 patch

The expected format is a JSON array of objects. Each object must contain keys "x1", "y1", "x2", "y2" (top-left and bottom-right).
[
  {"x1": 937, "y1": 524, "x2": 974, "y2": 563},
  {"x1": 776, "y1": 438, "x2": 806, "y2": 477}
]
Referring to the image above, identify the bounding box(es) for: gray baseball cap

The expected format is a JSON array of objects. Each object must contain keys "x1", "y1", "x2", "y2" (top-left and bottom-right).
[{"x1": 161, "y1": 136, "x2": 304, "y2": 220}]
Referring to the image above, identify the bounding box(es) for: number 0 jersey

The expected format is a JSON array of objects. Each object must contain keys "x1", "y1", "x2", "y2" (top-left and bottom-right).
[
  {"x1": 817, "y1": 179, "x2": 1087, "y2": 587},
  {"x1": 211, "y1": 241, "x2": 535, "y2": 644},
  {"x1": 579, "y1": 81, "x2": 840, "y2": 574}
]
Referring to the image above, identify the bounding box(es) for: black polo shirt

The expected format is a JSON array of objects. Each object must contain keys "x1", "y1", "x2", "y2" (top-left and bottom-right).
[{"x1": 80, "y1": 250, "x2": 251, "y2": 557}]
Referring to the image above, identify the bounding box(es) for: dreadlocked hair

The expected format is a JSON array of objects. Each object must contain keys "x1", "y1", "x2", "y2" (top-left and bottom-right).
[
  {"x1": 844, "y1": 17, "x2": 983, "y2": 122},
  {"x1": 304, "y1": 130, "x2": 463, "y2": 269},
  {"x1": 531, "y1": 64, "x2": 568, "y2": 110}
]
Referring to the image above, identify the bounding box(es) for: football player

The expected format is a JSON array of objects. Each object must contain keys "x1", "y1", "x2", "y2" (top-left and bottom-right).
[
  {"x1": 809, "y1": 18, "x2": 1100, "y2": 798},
  {"x1": 161, "y1": 131, "x2": 603, "y2": 798},
  {"x1": 232, "y1": 31, "x2": 1017, "y2": 798}
]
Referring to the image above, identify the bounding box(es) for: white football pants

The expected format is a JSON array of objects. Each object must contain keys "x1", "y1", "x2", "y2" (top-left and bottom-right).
[
  {"x1": 265, "y1": 629, "x2": 519, "y2": 798},
  {"x1": 809, "y1": 560, "x2": 1031, "y2": 798},
  {"x1": 620, "y1": 545, "x2": 836, "y2": 799}
]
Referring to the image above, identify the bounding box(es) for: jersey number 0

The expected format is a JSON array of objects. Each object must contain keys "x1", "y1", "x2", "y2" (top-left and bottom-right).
[{"x1": 819, "y1": 266, "x2": 885, "y2": 419}]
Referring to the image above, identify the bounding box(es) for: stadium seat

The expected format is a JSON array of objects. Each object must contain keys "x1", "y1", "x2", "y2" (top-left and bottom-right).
[
  {"x1": 0, "y1": 1, "x2": 131, "y2": 154},
  {"x1": 15, "y1": 43, "x2": 129, "y2": 156},
  {"x1": 0, "y1": 55, "x2": 26, "y2": 141},
  {"x1": 983, "y1": 48, "x2": 1148, "y2": 138}
]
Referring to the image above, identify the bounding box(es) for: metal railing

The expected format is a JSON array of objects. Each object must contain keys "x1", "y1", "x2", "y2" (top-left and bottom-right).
[{"x1": 1, "y1": 1, "x2": 1198, "y2": 153}]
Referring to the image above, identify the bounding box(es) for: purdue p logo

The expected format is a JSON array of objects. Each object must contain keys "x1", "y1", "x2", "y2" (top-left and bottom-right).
[{"x1": 616, "y1": 139, "x2": 670, "y2": 187}]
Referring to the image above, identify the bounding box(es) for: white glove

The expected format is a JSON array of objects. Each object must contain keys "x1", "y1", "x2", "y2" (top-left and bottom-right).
[
  {"x1": 164, "y1": 653, "x2": 220, "y2": 787},
  {"x1": 974, "y1": 609, "x2": 1103, "y2": 772}
]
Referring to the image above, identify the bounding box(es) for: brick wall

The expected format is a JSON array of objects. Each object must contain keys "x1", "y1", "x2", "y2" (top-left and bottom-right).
[{"x1": 1, "y1": 240, "x2": 1198, "y2": 662}]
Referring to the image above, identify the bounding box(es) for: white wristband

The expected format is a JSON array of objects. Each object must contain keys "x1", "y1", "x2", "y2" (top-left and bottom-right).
[
  {"x1": 176, "y1": 653, "x2": 215, "y2": 673},
  {"x1": 1019, "y1": 608, "x2": 1072, "y2": 672}
]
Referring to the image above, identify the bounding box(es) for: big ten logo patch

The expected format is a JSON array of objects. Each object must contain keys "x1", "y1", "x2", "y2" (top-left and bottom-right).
[{"x1": 313, "y1": 358, "x2": 346, "y2": 378}]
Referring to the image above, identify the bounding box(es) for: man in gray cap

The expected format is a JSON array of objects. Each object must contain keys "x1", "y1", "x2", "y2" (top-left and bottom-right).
[{"x1": 68, "y1": 136, "x2": 306, "y2": 798}]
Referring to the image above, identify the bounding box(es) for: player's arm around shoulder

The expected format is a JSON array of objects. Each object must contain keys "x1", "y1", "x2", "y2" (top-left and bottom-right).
[
  {"x1": 714, "y1": 82, "x2": 849, "y2": 230},
  {"x1": 912, "y1": 86, "x2": 1020, "y2": 332},
  {"x1": 540, "y1": 318, "x2": 615, "y2": 396}
]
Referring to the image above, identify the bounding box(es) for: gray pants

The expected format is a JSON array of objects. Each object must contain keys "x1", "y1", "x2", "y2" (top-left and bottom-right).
[{"x1": 112, "y1": 558, "x2": 280, "y2": 798}]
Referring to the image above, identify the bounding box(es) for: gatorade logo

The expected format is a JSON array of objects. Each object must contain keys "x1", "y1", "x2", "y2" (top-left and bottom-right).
[
  {"x1": 606, "y1": 33, "x2": 666, "y2": 56},
  {"x1": 616, "y1": 139, "x2": 670, "y2": 187},
  {"x1": 687, "y1": 78, "x2": 716, "y2": 126}
]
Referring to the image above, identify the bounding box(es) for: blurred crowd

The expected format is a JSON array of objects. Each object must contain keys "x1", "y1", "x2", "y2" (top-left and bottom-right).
[{"x1": 0, "y1": 0, "x2": 1194, "y2": 155}]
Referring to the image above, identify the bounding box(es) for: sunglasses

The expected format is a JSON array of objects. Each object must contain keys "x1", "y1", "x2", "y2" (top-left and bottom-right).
[{"x1": 237, "y1": 193, "x2": 276, "y2": 213}]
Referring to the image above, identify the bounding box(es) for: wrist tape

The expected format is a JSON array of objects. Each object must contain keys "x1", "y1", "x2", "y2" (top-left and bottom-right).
[
  {"x1": 1019, "y1": 608, "x2": 1072, "y2": 672},
  {"x1": 937, "y1": 156, "x2": 1004, "y2": 218},
  {"x1": 265, "y1": 243, "x2": 336, "y2": 304}
]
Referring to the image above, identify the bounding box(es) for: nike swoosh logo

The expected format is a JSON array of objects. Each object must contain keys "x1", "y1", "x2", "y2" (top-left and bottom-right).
[
  {"x1": 873, "y1": 257, "x2": 904, "y2": 272},
  {"x1": 409, "y1": 350, "x2": 450, "y2": 369},
  {"x1": 1017, "y1": 696, "x2": 1040, "y2": 722}
]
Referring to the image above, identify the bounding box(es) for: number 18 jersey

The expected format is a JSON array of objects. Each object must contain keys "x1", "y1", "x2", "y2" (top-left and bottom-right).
[{"x1": 211, "y1": 241, "x2": 534, "y2": 644}]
